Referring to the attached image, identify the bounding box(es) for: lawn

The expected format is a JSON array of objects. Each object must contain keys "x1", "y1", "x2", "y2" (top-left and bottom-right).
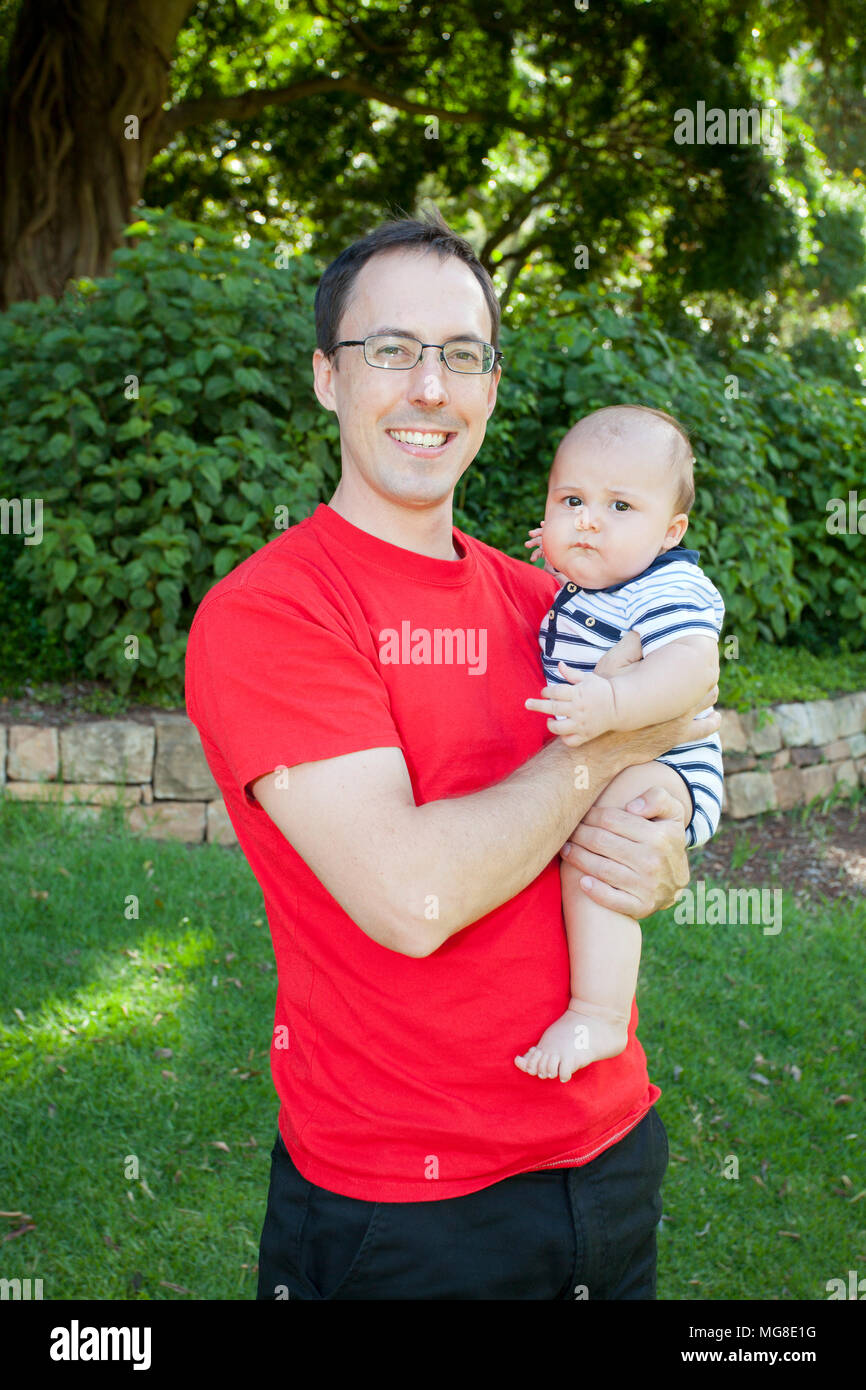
[{"x1": 1, "y1": 794, "x2": 863, "y2": 1300}]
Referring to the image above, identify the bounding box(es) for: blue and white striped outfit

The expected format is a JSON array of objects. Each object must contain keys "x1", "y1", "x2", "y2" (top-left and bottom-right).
[{"x1": 540, "y1": 547, "x2": 725, "y2": 848}]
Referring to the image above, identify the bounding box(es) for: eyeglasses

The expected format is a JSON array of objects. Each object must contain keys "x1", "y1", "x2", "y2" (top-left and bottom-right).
[{"x1": 326, "y1": 334, "x2": 504, "y2": 374}]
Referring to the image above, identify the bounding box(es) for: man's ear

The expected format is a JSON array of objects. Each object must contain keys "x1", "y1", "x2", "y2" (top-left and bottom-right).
[
  {"x1": 312, "y1": 348, "x2": 337, "y2": 412},
  {"x1": 662, "y1": 513, "x2": 689, "y2": 550},
  {"x1": 485, "y1": 363, "x2": 501, "y2": 420}
]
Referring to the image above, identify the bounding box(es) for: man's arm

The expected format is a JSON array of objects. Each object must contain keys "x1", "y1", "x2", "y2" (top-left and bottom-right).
[{"x1": 252, "y1": 700, "x2": 718, "y2": 959}]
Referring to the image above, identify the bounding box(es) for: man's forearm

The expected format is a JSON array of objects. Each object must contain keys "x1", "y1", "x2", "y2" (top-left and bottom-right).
[
  {"x1": 398, "y1": 717, "x2": 688, "y2": 954},
  {"x1": 397, "y1": 738, "x2": 617, "y2": 952}
]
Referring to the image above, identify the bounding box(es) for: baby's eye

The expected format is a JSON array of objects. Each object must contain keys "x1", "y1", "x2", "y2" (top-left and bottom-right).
[
  {"x1": 612, "y1": 500, "x2": 630, "y2": 512},
  {"x1": 565, "y1": 496, "x2": 583, "y2": 508}
]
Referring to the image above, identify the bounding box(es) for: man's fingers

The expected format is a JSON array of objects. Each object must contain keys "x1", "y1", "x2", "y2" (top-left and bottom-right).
[
  {"x1": 624, "y1": 785, "x2": 686, "y2": 822},
  {"x1": 689, "y1": 709, "x2": 721, "y2": 738},
  {"x1": 563, "y1": 840, "x2": 637, "y2": 893},
  {"x1": 570, "y1": 802, "x2": 674, "y2": 847},
  {"x1": 569, "y1": 875, "x2": 645, "y2": 919}
]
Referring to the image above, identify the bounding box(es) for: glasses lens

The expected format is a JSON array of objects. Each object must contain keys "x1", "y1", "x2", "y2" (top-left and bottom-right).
[
  {"x1": 365, "y1": 335, "x2": 421, "y2": 368},
  {"x1": 443, "y1": 341, "x2": 493, "y2": 373}
]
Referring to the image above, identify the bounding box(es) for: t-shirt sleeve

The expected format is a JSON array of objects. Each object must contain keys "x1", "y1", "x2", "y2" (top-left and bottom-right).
[
  {"x1": 624, "y1": 568, "x2": 725, "y2": 655},
  {"x1": 186, "y1": 586, "x2": 405, "y2": 804}
]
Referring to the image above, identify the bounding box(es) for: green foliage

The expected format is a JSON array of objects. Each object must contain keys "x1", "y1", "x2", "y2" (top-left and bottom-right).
[
  {"x1": 1, "y1": 211, "x2": 864, "y2": 699},
  {"x1": 457, "y1": 283, "x2": 865, "y2": 652},
  {"x1": 718, "y1": 643, "x2": 866, "y2": 712},
  {"x1": 0, "y1": 208, "x2": 339, "y2": 696}
]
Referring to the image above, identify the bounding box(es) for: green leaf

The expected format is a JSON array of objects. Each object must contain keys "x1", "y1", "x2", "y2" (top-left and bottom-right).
[{"x1": 53, "y1": 559, "x2": 77, "y2": 593}]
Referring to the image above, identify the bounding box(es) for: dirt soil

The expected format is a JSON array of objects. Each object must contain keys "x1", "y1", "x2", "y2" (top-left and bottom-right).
[{"x1": 691, "y1": 802, "x2": 866, "y2": 904}]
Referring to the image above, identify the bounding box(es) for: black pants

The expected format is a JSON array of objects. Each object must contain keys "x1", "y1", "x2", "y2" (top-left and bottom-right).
[{"x1": 256, "y1": 1107, "x2": 669, "y2": 1300}]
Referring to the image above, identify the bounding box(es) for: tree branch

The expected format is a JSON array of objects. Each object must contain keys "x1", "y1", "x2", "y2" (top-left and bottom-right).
[
  {"x1": 156, "y1": 76, "x2": 497, "y2": 148},
  {"x1": 479, "y1": 163, "x2": 564, "y2": 265}
]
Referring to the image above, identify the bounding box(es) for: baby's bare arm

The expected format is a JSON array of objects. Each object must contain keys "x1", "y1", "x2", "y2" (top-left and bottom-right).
[{"x1": 608, "y1": 635, "x2": 719, "y2": 730}]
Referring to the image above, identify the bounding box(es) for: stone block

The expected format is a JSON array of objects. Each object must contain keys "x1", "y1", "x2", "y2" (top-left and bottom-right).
[
  {"x1": 774, "y1": 702, "x2": 814, "y2": 747},
  {"x1": 772, "y1": 769, "x2": 804, "y2": 812},
  {"x1": 60, "y1": 722, "x2": 154, "y2": 783},
  {"x1": 832, "y1": 759, "x2": 859, "y2": 793},
  {"x1": 718, "y1": 709, "x2": 748, "y2": 753},
  {"x1": 800, "y1": 763, "x2": 836, "y2": 802},
  {"x1": 723, "y1": 752, "x2": 757, "y2": 774},
  {"x1": 153, "y1": 714, "x2": 219, "y2": 800},
  {"x1": 0, "y1": 725, "x2": 6, "y2": 787},
  {"x1": 126, "y1": 800, "x2": 205, "y2": 842},
  {"x1": 741, "y1": 708, "x2": 782, "y2": 754},
  {"x1": 207, "y1": 799, "x2": 238, "y2": 846},
  {"x1": 769, "y1": 749, "x2": 790, "y2": 770},
  {"x1": 823, "y1": 739, "x2": 851, "y2": 762},
  {"x1": 723, "y1": 772, "x2": 776, "y2": 819},
  {"x1": 8, "y1": 725, "x2": 59, "y2": 780},
  {"x1": 790, "y1": 745, "x2": 823, "y2": 768},
  {"x1": 4, "y1": 782, "x2": 140, "y2": 806},
  {"x1": 832, "y1": 692, "x2": 866, "y2": 738},
  {"x1": 848, "y1": 732, "x2": 866, "y2": 759}
]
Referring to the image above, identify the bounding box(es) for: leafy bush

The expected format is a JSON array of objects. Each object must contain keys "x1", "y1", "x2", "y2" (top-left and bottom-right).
[
  {"x1": 1, "y1": 212, "x2": 864, "y2": 700},
  {"x1": 0, "y1": 209, "x2": 338, "y2": 696}
]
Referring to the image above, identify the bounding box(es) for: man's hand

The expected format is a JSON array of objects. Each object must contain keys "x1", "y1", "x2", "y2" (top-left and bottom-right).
[{"x1": 561, "y1": 785, "x2": 690, "y2": 918}]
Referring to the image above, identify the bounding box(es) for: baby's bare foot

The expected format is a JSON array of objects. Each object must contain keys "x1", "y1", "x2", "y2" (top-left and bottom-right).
[{"x1": 514, "y1": 1000, "x2": 630, "y2": 1082}]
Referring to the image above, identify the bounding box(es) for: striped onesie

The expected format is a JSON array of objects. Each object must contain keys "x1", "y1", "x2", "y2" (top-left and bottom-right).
[{"x1": 540, "y1": 546, "x2": 725, "y2": 847}]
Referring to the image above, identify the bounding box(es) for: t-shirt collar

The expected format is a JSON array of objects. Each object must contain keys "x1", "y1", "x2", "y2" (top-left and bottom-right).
[{"x1": 310, "y1": 502, "x2": 476, "y2": 586}]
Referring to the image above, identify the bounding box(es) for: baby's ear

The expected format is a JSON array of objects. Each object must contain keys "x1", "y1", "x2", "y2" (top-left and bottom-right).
[{"x1": 663, "y1": 513, "x2": 689, "y2": 549}]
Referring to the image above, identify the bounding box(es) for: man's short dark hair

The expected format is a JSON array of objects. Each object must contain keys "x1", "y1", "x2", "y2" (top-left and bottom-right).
[{"x1": 315, "y1": 207, "x2": 501, "y2": 357}]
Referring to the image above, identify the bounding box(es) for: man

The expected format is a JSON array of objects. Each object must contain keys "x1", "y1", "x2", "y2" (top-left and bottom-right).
[{"x1": 185, "y1": 209, "x2": 720, "y2": 1300}]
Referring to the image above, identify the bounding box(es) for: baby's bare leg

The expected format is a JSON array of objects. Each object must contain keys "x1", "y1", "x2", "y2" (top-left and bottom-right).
[{"x1": 515, "y1": 761, "x2": 692, "y2": 1082}]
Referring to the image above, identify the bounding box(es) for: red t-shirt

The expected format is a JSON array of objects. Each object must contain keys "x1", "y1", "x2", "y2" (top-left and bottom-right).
[{"x1": 185, "y1": 502, "x2": 660, "y2": 1201}]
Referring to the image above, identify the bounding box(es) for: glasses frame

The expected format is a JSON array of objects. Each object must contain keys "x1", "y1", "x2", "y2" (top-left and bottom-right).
[{"x1": 325, "y1": 334, "x2": 504, "y2": 374}]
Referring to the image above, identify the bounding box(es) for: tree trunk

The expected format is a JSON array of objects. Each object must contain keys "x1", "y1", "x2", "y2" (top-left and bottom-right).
[{"x1": 0, "y1": 0, "x2": 196, "y2": 309}]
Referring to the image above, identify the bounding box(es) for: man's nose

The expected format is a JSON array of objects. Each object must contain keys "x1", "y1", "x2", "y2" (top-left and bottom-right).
[{"x1": 408, "y1": 347, "x2": 450, "y2": 405}]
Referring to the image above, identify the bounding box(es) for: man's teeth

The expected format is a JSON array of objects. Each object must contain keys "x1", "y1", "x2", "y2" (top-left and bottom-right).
[{"x1": 388, "y1": 430, "x2": 448, "y2": 447}]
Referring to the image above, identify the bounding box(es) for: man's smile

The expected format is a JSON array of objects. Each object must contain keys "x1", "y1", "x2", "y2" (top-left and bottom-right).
[{"x1": 386, "y1": 427, "x2": 458, "y2": 455}]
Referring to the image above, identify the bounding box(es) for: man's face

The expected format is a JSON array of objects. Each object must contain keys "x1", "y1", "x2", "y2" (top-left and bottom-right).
[{"x1": 312, "y1": 249, "x2": 500, "y2": 511}]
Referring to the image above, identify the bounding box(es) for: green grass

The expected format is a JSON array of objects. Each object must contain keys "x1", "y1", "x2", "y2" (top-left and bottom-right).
[
  {"x1": 644, "y1": 837, "x2": 866, "y2": 1300},
  {"x1": 1, "y1": 795, "x2": 863, "y2": 1300}
]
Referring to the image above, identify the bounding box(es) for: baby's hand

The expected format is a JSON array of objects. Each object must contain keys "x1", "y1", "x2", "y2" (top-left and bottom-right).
[
  {"x1": 524, "y1": 521, "x2": 544, "y2": 565},
  {"x1": 525, "y1": 662, "x2": 618, "y2": 746}
]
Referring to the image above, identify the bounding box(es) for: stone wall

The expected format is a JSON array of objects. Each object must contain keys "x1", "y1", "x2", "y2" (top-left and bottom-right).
[
  {"x1": 719, "y1": 693, "x2": 866, "y2": 817},
  {"x1": 2, "y1": 692, "x2": 866, "y2": 843}
]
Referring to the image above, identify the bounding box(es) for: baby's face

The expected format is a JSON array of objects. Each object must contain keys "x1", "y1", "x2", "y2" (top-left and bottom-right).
[{"x1": 542, "y1": 426, "x2": 687, "y2": 590}]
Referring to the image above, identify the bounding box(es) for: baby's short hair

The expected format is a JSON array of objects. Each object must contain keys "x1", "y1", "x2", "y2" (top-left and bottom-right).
[{"x1": 576, "y1": 404, "x2": 696, "y2": 515}]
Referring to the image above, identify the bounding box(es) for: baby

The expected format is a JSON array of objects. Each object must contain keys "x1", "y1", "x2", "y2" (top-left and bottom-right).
[{"x1": 515, "y1": 404, "x2": 725, "y2": 1083}]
